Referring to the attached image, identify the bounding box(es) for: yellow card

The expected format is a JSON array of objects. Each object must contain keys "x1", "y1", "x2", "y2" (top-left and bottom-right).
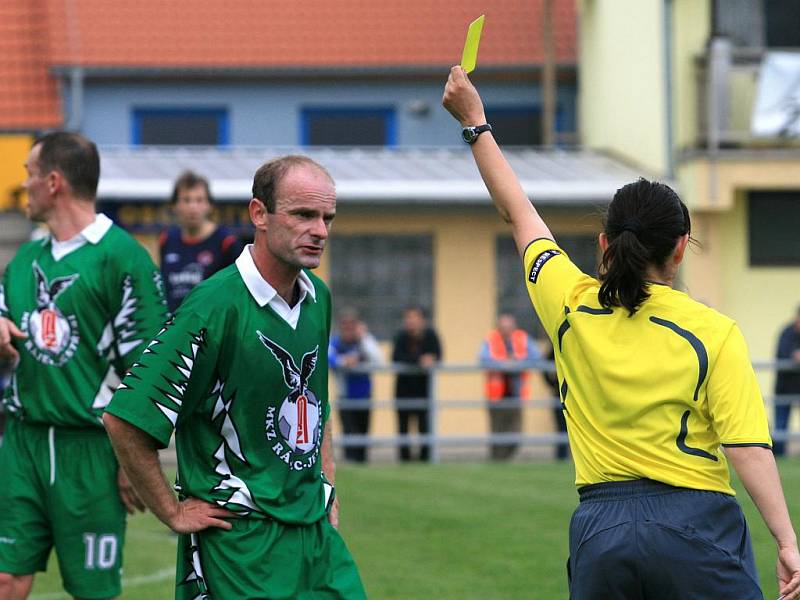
[{"x1": 460, "y1": 15, "x2": 485, "y2": 74}]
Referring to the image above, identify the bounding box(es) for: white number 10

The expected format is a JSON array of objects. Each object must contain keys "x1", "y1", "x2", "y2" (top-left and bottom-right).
[{"x1": 83, "y1": 533, "x2": 118, "y2": 570}]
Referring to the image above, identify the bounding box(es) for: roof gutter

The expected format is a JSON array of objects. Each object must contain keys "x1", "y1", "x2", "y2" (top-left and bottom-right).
[
  {"x1": 50, "y1": 62, "x2": 577, "y2": 80},
  {"x1": 97, "y1": 178, "x2": 618, "y2": 205}
]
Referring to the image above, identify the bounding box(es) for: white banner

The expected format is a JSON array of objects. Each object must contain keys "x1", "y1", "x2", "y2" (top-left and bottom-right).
[{"x1": 752, "y1": 52, "x2": 800, "y2": 137}]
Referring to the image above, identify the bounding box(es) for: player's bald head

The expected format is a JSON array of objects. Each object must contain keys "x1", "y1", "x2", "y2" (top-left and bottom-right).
[{"x1": 251, "y1": 155, "x2": 334, "y2": 213}]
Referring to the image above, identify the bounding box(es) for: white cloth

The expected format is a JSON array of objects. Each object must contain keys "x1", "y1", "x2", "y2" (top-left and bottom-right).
[
  {"x1": 49, "y1": 213, "x2": 114, "y2": 261},
  {"x1": 235, "y1": 244, "x2": 316, "y2": 329}
]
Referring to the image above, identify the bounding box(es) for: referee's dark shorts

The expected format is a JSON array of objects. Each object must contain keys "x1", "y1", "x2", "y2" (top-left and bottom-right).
[{"x1": 568, "y1": 479, "x2": 763, "y2": 599}]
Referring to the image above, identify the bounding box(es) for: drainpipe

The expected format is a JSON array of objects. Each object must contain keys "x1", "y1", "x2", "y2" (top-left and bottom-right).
[
  {"x1": 663, "y1": 0, "x2": 675, "y2": 179},
  {"x1": 65, "y1": 66, "x2": 84, "y2": 132}
]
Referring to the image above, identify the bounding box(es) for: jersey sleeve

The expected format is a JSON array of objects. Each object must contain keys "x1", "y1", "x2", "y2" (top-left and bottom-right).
[
  {"x1": 106, "y1": 243, "x2": 170, "y2": 373},
  {"x1": 706, "y1": 324, "x2": 772, "y2": 447},
  {"x1": 523, "y1": 238, "x2": 588, "y2": 338},
  {"x1": 105, "y1": 308, "x2": 218, "y2": 448}
]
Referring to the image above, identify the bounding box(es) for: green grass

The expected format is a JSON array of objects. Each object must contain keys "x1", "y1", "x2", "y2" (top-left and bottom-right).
[{"x1": 29, "y1": 460, "x2": 800, "y2": 599}]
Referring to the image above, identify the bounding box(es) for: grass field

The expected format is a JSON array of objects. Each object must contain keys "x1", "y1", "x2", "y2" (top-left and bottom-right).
[{"x1": 29, "y1": 460, "x2": 800, "y2": 599}]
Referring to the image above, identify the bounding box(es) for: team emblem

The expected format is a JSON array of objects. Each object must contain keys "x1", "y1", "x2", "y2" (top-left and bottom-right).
[
  {"x1": 257, "y1": 332, "x2": 321, "y2": 470},
  {"x1": 21, "y1": 262, "x2": 80, "y2": 365}
]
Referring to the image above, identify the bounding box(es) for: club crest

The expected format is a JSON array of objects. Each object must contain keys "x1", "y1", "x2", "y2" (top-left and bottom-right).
[
  {"x1": 21, "y1": 262, "x2": 80, "y2": 366},
  {"x1": 257, "y1": 331, "x2": 322, "y2": 471}
]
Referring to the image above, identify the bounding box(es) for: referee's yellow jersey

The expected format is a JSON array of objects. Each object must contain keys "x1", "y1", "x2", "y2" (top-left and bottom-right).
[{"x1": 524, "y1": 238, "x2": 772, "y2": 495}]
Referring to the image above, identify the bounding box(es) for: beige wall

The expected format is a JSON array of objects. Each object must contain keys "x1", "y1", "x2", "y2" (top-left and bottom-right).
[
  {"x1": 678, "y1": 157, "x2": 800, "y2": 398},
  {"x1": 671, "y1": 0, "x2": 711, "y2": 150},
  {"x1": 140, "y1": 202, "x2": 602, "y2": 445},
  {"x1": 578, "y1": 0, "x2": 668, "y2": 173}
]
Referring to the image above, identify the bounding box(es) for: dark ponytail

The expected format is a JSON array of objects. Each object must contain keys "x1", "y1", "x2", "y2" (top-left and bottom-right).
[{"x1": 598, "y1": 178, "x2": 690, "y2": 315}]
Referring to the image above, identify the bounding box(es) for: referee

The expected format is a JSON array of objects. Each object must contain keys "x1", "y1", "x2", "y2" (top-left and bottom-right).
[{"x1": 443, "y1": 66, "x2": 800, "y2": 600}]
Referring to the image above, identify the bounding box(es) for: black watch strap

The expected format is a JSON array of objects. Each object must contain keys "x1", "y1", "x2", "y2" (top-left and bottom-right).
[{"x1": 462, "y1": 123, "x2": 492, "y2": 144}]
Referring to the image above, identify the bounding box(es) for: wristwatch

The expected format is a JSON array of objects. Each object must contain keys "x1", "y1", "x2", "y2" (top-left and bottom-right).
[{"x1": 462, "y1": 123, "x2": 492, "y2": 144}]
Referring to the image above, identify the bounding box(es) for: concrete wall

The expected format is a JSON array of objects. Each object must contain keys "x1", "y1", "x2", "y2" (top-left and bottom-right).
[
  {"x1": 578, "y1": 0, "x2": 668, "y2": 174},
  {"x1": 78, "y1": 77, "x2": 577, "y2": 147}
]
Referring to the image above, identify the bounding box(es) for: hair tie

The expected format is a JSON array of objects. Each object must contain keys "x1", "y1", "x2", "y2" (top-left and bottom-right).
[{"x1": 620, "y1": 218, "x2": 643, "y2": 235}]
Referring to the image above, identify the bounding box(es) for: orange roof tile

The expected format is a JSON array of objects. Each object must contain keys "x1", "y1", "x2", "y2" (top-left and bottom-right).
[
  {"x1": 1, "y1": 0, "x2": 576, "y2": 129},
  {"x1": 44, "y1": 0, "x2": 576, "y2": 68},
  {"x1": 0, "y1": 0, "x2": 61, "y2": 130}
]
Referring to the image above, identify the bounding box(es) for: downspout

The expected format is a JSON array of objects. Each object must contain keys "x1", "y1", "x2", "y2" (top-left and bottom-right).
[
  {"x1": 663, "y1": 0, "x2": 675, "y2": 179},
  {"x1": 63, "y1": 0, "x2": 84, "y2": 131},
  {"x1": 65, "y1": 66, "x2": 84, "y2": 131}
]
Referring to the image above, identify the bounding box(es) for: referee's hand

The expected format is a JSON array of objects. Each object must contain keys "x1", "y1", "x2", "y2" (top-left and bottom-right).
[
  {"x1": 168, "y1": 497, "x2": 237, "y2": 534},
  {"x1": 778, "y1": 544, "x2": 800, "y2": 600},
  {"x1": 0, "y1": 317, "x2": 26, "y2": 364}
]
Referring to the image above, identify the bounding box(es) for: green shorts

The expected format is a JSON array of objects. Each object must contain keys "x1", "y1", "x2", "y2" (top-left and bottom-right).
[
  {"x1": 0, "y1": 418, "x2": 126, "y2": 598},
  {"x1": 176, "y1": 516, "x2": 366, "y2": 600}
]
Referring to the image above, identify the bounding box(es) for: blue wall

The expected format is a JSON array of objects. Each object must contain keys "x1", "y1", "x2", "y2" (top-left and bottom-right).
[{"x1": 79, "y1": 78, "x2": 577, "y2": 147}]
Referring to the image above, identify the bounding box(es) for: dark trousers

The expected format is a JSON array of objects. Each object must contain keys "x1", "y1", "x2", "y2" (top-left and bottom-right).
[
  {"x1": 488, "y1": 400, "x2": 521, "y2": 460},
  {"x1": 397, "y1": 404, "x2": 430, "y2": 462},
  {"x1": 773, "y1": 394, "x2": 799, "y2": 456},
  {"x1": 568, "y1": 479, "x2": 762, "y2": 600},
  {"x1": 339, "y1": 408, "x2": 370, "y2": 463}
]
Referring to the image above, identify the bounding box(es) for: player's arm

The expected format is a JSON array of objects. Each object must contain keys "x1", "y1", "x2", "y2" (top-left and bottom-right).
[
  {"x1": 708, "y1": 324, "x2": 800, "y2": 598},
  {"x1": 104, "y1": 413, "x2": 234, "y2": 533},
  {"x1": 0, "y1": 278, "x2": 26, "y2": 363},
  {"x1": 442, "y1": 66, "x2": 553, "y2": 255},
  {"x1": 321, "y1": 420, "x2": 339, "y2": 528},
  {"x1": 724, "y1": 446, "x2": 800, "y2": 599}
]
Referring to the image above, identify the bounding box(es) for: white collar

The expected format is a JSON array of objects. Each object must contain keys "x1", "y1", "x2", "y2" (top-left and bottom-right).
[
  {"x1": 235, "y1": 244, "x2": 316, "y2": 310},
  {"x1": 49, "y1": 213, "x2": 113, "y2": 261}
]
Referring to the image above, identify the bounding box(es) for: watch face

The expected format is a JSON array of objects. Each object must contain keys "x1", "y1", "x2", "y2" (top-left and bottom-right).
[{"x1": 462, "y1": 128, "x2": 476, "y2": 143}]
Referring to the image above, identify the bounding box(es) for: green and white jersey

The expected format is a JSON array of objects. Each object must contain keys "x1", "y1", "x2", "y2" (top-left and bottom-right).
[
  {"x1": 0, "y1": 214, "x2": 168, "y2": 428},
  {"x1": 106, "y1": 246, "x2": 333, "y2": 525}
]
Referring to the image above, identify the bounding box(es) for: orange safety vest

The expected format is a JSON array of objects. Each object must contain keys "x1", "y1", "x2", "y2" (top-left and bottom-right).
[{"x1": 484, "y1": 329, "x2": 531, "y2": 402}]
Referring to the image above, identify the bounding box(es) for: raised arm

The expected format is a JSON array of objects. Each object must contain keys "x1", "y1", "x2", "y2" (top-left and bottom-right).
[
  {"x1": 103, "y1": 412, "x2": 234, "y2": 534},
  {"x1": 725, "y1": 446, "x2": 800, "y2": 599},
  {"x1": 442, "y1": 66, "x2": 553, "y2": 255}
]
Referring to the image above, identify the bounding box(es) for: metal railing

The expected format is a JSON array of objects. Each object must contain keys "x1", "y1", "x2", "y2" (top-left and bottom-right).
[{"x1": 331, "y1": 360, "x2": 800, "y2": 463}]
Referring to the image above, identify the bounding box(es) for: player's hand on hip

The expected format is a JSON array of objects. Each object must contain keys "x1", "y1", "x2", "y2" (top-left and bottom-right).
[
  {"x1": 777, "y1": 544, "x2": 800, "y2": 599},
  {"x1": 168, "y1": 497, "x2": 237, "y2": 534},
  {"x1": 442, "y1": 65, "x2": 487, "y2": 127},
  {"x1": 0, "y1": 317, "x2": 26, "y2": 363},
  {"x1": 117, "y1": 468, "x2": 146, "y2": 514}
]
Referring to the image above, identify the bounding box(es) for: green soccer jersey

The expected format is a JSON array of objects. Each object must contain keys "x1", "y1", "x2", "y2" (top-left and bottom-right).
[
  {"x1": 106, "y1": 247, "x2": 333, "y2": 525},
  {"x1": 0, "y1": 215, "x2": 168, "y2": 427}
]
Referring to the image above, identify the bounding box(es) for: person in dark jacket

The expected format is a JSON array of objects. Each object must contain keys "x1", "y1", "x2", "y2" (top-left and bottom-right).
[
  {"x1": 392, "y1": 306, "x2": 442, "y2": 462},
  {"x1": 774, "y1": 306, "x2": 800, "y2": 456},
  {"x1": 159, "y1": 170, "x2": 243, "y2": 313}
]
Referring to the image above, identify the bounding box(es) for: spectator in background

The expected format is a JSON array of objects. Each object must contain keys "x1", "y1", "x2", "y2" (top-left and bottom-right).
[
  {"x1": 329, "y1": 309, "x2": 383, "y2": 463},
  {"x1": 774, "y1": 305, "x2": 800, "y2": 456},
  {"x1": 160, "y1": 170, "x2": 243, "y2": 313},
  {"x1": 543, "y1": 343, "x2": 569, "y2": 460},
  {"x1": 392, "y1": 306, "x2": 442, "y2": 462},
  {"x1": 479, "y1": 313, "x2": 540, "y2": 460}
]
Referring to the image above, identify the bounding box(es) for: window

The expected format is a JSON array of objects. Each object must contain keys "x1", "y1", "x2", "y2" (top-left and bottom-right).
[
  {"x1": 301, "y1": 108, "x2": 395, "y2": 146},
  {"x1": 764, "y1": 0, "x2": 800, "y2": 47},
  {"x1": 714, "y1": 0, "x2": 800, "y2": 48},
  {"x1": 496, "y1": 234, "x2": 598, "y2": 338},
  {"x1": 748, "y1": 191, "x2": 800, "y2": 265},
  {"x1": 329, "y1": 234, "x2": 433, "y2": 339},
  {"x1": 132, "y1": 108, "x2": 229, "y2": 145},
  {"x1": 485, "y1": 107, "x2": 542, "y2": 146}
]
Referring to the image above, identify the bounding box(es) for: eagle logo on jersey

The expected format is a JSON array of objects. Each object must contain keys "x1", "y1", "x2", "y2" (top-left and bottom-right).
[
  {"x1": 257, "y1": 331, "x2": 322, "y2": 471},
  {"x1": 21, "y1": 262, "x2": 80, "y2": 366}
]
